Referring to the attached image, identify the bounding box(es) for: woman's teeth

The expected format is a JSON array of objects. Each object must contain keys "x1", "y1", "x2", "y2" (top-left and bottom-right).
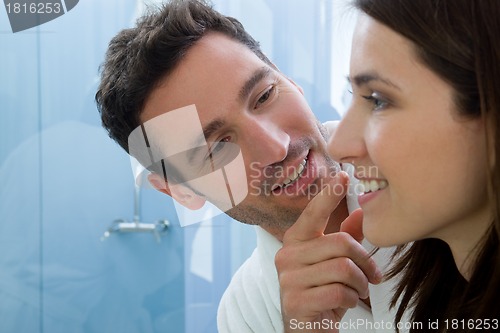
[
  {"x1": 273, "y1": 158, "x2": 307, "y2": 190},
  {"x1": 359, "y1": 179, "x2": 388, "y2": 194}
]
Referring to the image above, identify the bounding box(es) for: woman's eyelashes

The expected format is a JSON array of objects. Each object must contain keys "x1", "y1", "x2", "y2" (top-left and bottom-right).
[
  {"x1": 362, "y1": 92, "x2": 389, "y2": 111},
  {"x1": 345, "y1": 79, "x2": 391, "y2": 112}
]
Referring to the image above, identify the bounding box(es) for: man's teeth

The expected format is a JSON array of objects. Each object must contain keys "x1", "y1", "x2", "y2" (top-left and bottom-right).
[
  {"x1": 359, "y1": 179, "x2": 388, "y2": 193},
  {"x1": 274, "y1": 158, "x2": 307, "y2": 190}
]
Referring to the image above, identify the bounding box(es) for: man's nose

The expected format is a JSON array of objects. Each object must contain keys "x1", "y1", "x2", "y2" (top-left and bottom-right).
[{"x1": 245, "y1": 118, "x2": 290, "y2": 167}]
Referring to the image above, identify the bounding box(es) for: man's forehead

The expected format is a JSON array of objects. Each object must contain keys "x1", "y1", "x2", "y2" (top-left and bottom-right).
[
  {"x1": 141, "y1": 33, "x2": 270, "y2": 123},
  {"x1": 195, "y1": 32, "x2": 253, "y2": 55},
  {"x1": 176, "y1": 32, "x2": 265, "y2": 78}
]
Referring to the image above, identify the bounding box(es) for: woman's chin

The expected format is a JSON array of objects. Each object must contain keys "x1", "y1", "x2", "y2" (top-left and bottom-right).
[{"x1": 363, "y1": 221, "x2": 404, "y2": 248}]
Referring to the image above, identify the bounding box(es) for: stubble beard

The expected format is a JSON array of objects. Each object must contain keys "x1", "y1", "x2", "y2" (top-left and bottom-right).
[{"x1": 225, "y1": 121, "x2": 338, "y2": 232}]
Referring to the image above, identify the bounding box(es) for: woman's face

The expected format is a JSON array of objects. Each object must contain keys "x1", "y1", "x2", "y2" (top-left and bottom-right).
[{"x1": 329, "y1": 15, "x2": 491, "y2": 249}]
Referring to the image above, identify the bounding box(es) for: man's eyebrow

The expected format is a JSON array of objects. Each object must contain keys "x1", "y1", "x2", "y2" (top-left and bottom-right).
[
  {"x1": 349, "y1": 72, "x2": 401, "y2": 90},
  {"x1": 201, "y1": 118, "x2": 225, "y2": 144},
  {"x1": 239, "y1": 67, "x2": 273, "y2": 102}
]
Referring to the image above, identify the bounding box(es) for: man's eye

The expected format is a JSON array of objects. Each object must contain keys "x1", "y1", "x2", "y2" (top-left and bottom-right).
[
  {"x1": 209, "y1": 136, "x2": 231, "y2": 157},
  {"x1": 255, "y1": 85, "x2": 276, "y2": 109},
  {"x1": 203, "y1": 137, "x2": 240, "y2": 171}
]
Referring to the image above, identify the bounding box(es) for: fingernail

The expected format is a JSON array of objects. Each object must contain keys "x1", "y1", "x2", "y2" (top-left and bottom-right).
[
  {"x1": 333, "y1": 171, "x2": 349, "y2": 185},
  {"x1": 337, "y1": 170, "x2": 348, "y2": 180}
]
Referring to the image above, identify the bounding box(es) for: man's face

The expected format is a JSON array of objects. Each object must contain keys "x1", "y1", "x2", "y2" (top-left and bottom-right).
[{"x1": 141, "y1": 33, "x2": 339, "y2": 235}]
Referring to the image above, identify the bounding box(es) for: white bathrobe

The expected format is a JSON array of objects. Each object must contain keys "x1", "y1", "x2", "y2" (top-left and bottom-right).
[{"x1": 217, "y1": 227, "x2": 398, "y2": 333}]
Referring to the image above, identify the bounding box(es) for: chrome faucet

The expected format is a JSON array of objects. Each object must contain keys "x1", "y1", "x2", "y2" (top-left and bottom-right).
[{"x1": 101, "y1": 182, "x2": 169, "y2": 243}]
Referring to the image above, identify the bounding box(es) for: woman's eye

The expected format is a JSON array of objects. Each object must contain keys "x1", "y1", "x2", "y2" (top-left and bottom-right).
[
  {"x1": 362, "y1": 92, "x2": 389, "y2": 111},
  {"x1": 255, "y1": 85, "x2": 276, "y2": 109}
]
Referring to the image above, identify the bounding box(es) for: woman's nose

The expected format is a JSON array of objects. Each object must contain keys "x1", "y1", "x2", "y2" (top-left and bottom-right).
[{"x1": 328, "y1": 107, "x2": 367, "y2": 165}]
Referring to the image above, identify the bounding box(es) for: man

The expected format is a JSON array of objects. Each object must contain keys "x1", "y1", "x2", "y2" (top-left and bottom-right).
[{"x1": 96, "y1": 1, "x2": 389, "y2": 332}]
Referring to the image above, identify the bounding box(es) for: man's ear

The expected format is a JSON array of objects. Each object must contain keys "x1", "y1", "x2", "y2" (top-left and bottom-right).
[
  {"x1": 287, "y1": 77, "x2": 305, "y2": 95},
  {"x1": 147, "y1": 173, "x2": 206, "y2": 210}
]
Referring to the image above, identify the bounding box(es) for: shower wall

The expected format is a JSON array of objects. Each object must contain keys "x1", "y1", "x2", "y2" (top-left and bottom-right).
[{"x1": 0, "y1": 1, "x2": 252, "y2": 332}]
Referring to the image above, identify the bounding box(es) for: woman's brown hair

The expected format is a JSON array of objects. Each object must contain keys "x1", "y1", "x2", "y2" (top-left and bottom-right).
[{"x1": 353, "y1": 0, "x2": 500, "y2": 331}]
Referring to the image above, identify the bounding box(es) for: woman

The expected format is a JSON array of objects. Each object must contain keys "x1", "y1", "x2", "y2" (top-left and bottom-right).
[
  {"x1": 330, "y1": 0, "x2": 499, "y2": 330},
  {"x1": 276, "y1": 0, "x2": 499, "y2": 332}
]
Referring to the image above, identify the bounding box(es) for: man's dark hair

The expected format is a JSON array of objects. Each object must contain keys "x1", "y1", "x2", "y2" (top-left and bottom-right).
[{"x1": 96, "y1": 0, "x2": 272, "y2": 152}]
